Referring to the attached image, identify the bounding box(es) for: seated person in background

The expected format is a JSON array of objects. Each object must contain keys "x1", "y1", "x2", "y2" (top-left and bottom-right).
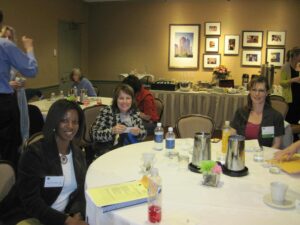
[
  {"x1": 231, "y1": 76, "x2": 284, "y2": 148},
  {"x1": 273, "y1": 140, "x2": 300, "y2": 161},
  {"x1": 0, "y1": 99, "x2": 88, "y2": 225},
  {"x1": 70, "y1": 68, "x2": 96, "y2": 96},
  {"x1": 25, "y1": 88, "x2": 44, "y2": 101},
  {"x1": 91, "y1": 84, "x2": 146, "y2": 151},
  {"x1": 122, "y1": 75, "x2": 159, "y2": 135}
]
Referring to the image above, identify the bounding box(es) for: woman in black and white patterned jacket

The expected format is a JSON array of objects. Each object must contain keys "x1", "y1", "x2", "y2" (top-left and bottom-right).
[{"x1": 91, "y1": 84, "x2": 146, "y2": 151}]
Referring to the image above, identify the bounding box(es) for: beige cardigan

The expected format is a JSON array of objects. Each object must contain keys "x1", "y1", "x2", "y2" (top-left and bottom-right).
[{"x1": 280, "y1": 63, "x2": 293, "y2": 103}]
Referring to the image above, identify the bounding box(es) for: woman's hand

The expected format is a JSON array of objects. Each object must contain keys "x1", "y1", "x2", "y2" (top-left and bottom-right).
[
  {"x1": 9, "y1": 80, "x2": 22, "y2": 90},
  {"x1": 112, "y1": 124, "x2": 127, "y2": 134},
  {"x1": 291, "y1": 76, "x2": 300, "y2": 83},
  {"x1": 130, "y1": 127, "x2": 141, "y2": 136},
  {"x1": 273, "y1": 144, "x2": 298, "y2": 161},
  {"x1": 64, "y1": 215, "x2": 88, "y2": 225}
]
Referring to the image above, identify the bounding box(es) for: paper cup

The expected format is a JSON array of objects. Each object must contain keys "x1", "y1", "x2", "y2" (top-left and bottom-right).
[{"x1": 270, "y1": 181, "x2": 288, "y2": 204}]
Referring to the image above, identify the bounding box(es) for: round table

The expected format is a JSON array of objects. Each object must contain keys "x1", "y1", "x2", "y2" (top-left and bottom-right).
[{"x1": 85, "y1": 139, "x2": 300, "y2": 225}]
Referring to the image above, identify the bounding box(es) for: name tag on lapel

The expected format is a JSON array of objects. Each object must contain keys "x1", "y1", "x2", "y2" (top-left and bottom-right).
[
  {"x1": 44, "y1": 176, "x2": 64, "y2": 188},
  {"x1": 261, "y1": 126, "x2": 275, "y2": 138}
]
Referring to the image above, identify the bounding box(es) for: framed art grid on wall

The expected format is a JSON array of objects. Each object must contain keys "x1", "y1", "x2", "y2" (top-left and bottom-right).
[
  {"x1": 242, "y1": 31, "x2": 263, "y2": 48},
  {"x1": 203, "y1": 54, "x2": 221, "y2": 68},
  {"x1": 224, "y1": 35, "x2": 240, "y2": 55},
  {"x1": 205, "y1": 22, "x2": 221, "y2": 36},
  {"x1": 266, "y1": 48, "x2": 285, "y2": 67},
  {"x1": 169, "y1": 24, "x2": 200, "y2": 69},
  {"x1": 242, "y1": 50, "x2": 262, "y2": 66}
]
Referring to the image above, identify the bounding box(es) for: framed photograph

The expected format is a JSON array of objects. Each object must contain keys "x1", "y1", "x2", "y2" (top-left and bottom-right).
[
  {"x1": 205, "y1": 22, "x2": 221, "y2": 36},
  {"x1": 205, "y1": 37, "x2": 219, "y2": 52},
  {"x1": 266, "y1": 48, "x2": 285, "y2": 67},
  {"x1": 224, "y1": 35, "x2": 240, "y2": 55},
  {"x1": 267, "y1": 31, "x2": 286, "y2": 46},
  {"x1": 242, "y1": 50, "x2": 262, "y2": 66},
  {"x1": 203, "y1": 54, "x2": 221, "y2": 69},
  {"x1": 242, "y1": 31, "x2": 263, "y2": 48},
  {"x1": 169, "y1": 24, "x2": 200, "y2": 69}
]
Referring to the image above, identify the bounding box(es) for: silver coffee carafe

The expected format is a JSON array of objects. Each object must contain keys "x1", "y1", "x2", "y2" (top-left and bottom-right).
[
  {"x1": 224, "y1": 135, "x2": 245, "y2": 171},
  {"x1": 192, "y1": 132, "x2": 211, "y2": 167}
]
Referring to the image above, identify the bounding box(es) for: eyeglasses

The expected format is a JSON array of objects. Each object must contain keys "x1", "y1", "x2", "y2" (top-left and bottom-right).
[{"x1": 250, "y1": 88, "x2": 266, "y2": 94}]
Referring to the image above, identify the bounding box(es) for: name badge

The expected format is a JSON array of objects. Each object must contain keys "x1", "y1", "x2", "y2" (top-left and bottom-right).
[
  {"x1": 44, "y1": 176, "x2": 64, "y2": 188},
  {"x1": 261, "y1": 126, "x2": 274, "y2": 138}
]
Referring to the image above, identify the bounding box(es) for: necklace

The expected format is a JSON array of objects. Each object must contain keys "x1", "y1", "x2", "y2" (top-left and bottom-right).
[{"x1": 60, "y1": 154, "x2": 68, "y2": 164}]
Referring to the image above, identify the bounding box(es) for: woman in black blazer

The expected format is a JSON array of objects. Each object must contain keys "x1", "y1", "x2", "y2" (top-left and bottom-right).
[{"x1": 0, "y1": 99, "x2": 88, "y2": 225}]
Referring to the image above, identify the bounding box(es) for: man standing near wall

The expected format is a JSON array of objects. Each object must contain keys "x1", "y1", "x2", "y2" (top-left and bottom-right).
[{"x1": 0, "y1": 9, "x2": 38, "y2": 168}]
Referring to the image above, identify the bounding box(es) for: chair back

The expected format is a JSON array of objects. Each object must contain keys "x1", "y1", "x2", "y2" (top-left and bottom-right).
[
  {"x1": 83, "y1": 105, "x2": 104, "y2": 143},
  {"x1": 154, "y1": 98, "x2": 164, "y2": 121},
  {"x1": 176, "y1": 114, "x2": 215, "y2": 138},
  {"x1": 270, "y1": 96, "x2": 289, "y2": 119},
  {"x1": 23, "y1": 132, "x2": 44, "y2": 152},
  {"x1": 0, "y1": 160, "x2": 16, "y2": 201},
  {"x1": 28, "y1": 104, "x2": 45, "y2": 137}
]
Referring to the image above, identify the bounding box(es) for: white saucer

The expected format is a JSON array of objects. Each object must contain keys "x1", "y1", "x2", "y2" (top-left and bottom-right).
[{"x1": 263, "y1": 194, "x2": 295, "y2": 209}]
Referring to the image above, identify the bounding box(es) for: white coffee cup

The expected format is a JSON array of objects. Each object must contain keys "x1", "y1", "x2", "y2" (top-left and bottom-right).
[{"x1": 270, "y1": 181, "x2": 288, "y2": 204}]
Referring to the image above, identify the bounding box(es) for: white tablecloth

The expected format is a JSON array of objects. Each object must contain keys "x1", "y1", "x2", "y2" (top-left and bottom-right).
[
  {"x1": 85, "y1": 139, "x2": 300, "y2": 225},
  {"x1": 30, "y1": 97, "x2": 112, "y2": 117}
]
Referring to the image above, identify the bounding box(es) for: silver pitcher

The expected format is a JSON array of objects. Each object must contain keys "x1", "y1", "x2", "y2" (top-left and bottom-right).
[
  {"x1": 225, "y1": 135, "x2": 245, "y2": 171},
  {"x1": 192, "y1": 132, "x2": 211, "y2": 167}
]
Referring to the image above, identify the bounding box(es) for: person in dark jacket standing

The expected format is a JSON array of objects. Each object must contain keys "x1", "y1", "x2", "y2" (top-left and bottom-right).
[{"x1": 0, "y1": 99, "x2": 88, "y2": 225}]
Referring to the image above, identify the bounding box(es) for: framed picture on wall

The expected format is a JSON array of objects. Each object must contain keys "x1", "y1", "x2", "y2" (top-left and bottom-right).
[
  {"x1": 242, "y1": 50, "x2": 262, "y2": 66},
  {"x1": 203, "y1": 54, "x2": 221, "y2": 68},
  {"x1": 205, "y1": 37, "x2": 219, "y2": 52},
  {"x1": 242, "y1": 31, "x2": 263, "y2": 48},
  {"x1": 168, "y1": 24, "x2": 200, "y2": 69},
  {"x1": 266, "y1": 48, "x2": 285, "y2": 67},
  {"x1": 205, "y1": 22, "x2": 221, "y2": 36},
  {"x1": 224, "y1": 35, "x2": 240, "y2": 55},
  {"x1": 267, "y1": 31, "x2": 286, "y2": 46}
]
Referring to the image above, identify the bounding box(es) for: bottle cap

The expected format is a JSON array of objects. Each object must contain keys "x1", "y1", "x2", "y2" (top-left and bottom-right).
[
  {"x1": 168, "y1": 127, "x2": 173, "y2": 132},
  {"x1": 157, "y1": 122, "x2": 162, "y2": 127},
  {"x1": 225, "y1": 121, "x2": 230, "y2": 126}
]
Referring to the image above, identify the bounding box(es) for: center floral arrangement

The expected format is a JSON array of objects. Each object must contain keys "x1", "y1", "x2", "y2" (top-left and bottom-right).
[
  {"x1": 199, "y1": 160, "x2": 222, "y2": 187},
  {"x1": 213, "y1": 65, "x2": 230, "y2": 80}
]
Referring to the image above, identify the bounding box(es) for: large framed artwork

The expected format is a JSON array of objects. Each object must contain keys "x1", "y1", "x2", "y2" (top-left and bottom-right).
[
  {"x1": 169, "y1": 24, "x2": 200, "y2": 69},
  {"x1": 242, "y1": 50, "x2": 262, "y2": 67},
  {"x1": 266, "y1": 48, "x2": 285, "y2": 67},
  {"x1": 224, "y1": 35, "x2": 239, "y2": 55},
  {"x1": 203, "y1": 54, "x2": 221, "y2": 69},
  {"x1": 267, "y1": 31, "x2": 286, "y2": 46},
  {"x1": 205, "y1": 22, "x2": 221, "y2": 36},
  {"x1": 205, "y1": 37, "x2": 219, "y2": 52},
  {"x1": 242, "y1": 31, "x2": 263, "y2": 48}
]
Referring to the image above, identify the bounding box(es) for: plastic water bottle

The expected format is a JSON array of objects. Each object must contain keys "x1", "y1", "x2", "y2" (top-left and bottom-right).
[
  {"x1": 73, "y1": 86, "x2": 78, "y2": 97},
  {"x1": 154, "y1": 123, "x2": 164, "y2": 151},
  {"x1": 221, "y1": 121, "x2": 231, "y2": 154},
  {"x1": 165, "y1": 127, "x2": 175, "y2": 155},
  {"x1": 148, "y1": 168, "x2": 162, "y2": 224}
]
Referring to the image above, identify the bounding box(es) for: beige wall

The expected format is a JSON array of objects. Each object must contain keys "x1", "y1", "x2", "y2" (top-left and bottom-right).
[
  {"x1": 88, "y1": 0, "x2": 300, "y2": 85},
  {"x1": 1, "y1": 0, "x2": 89, "y2": 88}
]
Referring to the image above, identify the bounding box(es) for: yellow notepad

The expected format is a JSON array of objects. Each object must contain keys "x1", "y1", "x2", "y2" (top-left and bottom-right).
[
  {"x1": 270, "y1": 154, "x2": 300, "y2": 174},
  {"x1": 86, "y1": 180, "x2": 148, "y2": 212}
]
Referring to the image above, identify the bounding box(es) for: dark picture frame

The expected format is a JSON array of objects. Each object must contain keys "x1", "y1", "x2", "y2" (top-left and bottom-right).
[
  {"x1": 224, "y1": 35, "x2": 240, "y2": 55},
  {"x1": 267, "y1": 31, "x2": 286, "y2": 46},
  {"x1": 266, "y1": 48, "x2": 285, "y2": 67},
  {"x1": 242, "y1": 31, "x2": 263, "y2": 48},
  {"x1": 242, "y1": 50, "x2": 262, "y2": 67},
  {"x1": 205, "y1": 22, "x2": 221, "y2": 36},
  {"x1": 203, "y1": 54, "x2": 221, "y2": 69},
  {"x1": 205, "y1": 37, "x2": 219, "y2": 53}
]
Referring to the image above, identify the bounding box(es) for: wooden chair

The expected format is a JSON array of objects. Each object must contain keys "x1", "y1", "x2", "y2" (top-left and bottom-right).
[
  {"x1": 154, "y1": 98, "x2": 164, "y2": 121},
  {"x1": 0, "y1": 160, "x2": 15, "y2": 201},
  {"x1": 176, "y1": 114, "x2": 215, "y2": 138},
  {"x1": 270, "y1": 96, "x2": 289, "y2": 119}
]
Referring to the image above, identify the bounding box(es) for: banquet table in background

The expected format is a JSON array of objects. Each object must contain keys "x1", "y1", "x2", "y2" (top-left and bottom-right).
[
  {"x1": 85, "y1": 139, "x2": 300, "y2": 225},
  {"x1": 151, "y1": 90, "x2": 248, "y2": 129},
  {"x1": 30, "y1": 96, "x2": 112, "y2": 117}
]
